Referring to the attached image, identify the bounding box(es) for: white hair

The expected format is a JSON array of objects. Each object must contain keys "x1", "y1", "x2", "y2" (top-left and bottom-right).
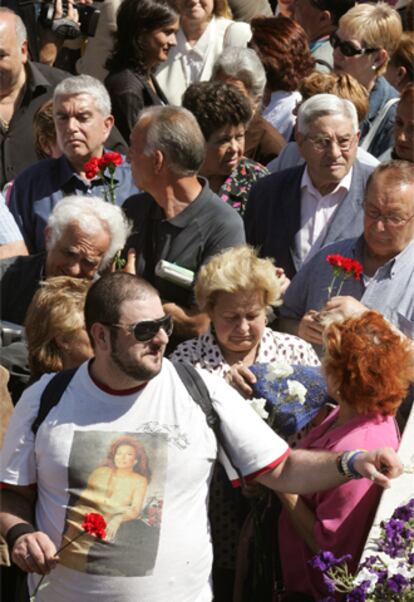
[
  {"x1": 297, "y1": 93, "x2": 359, "y2": 136},
  {"x1": 46, "y1": 196, "x2": 132, "y2": 270},
  {"x1": 53, "y1": 75, "x2": 112, "y2": 116},
  {"x1": 212, "y1": 47, "x2": 266, "y2": 99}
]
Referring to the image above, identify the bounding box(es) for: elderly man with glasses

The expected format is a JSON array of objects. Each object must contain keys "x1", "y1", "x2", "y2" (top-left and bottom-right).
[
  {"x1": 279, "y1": 160, "x2": 414, "y2": 349},
  {"x1": 244, "y1": 93, "x2": 375, "y2": 280}
]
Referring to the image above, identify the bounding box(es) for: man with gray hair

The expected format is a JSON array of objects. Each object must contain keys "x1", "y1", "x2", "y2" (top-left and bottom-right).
[
  {"x1": 0, "y1": 195, "x2": 131, "y2": 326},
  {"x1": 244, "y1": 93, "x2": 375, "y2": 279},
  {"x1": 123, "y1": 105, "x2": 245, "y2": 346},
  {"x1": 8, "y1": 73, "x2": 138, "y2": 254}
]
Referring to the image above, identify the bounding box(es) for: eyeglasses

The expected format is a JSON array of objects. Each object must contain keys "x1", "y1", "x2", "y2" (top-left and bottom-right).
[
  {"x1": 363, "y1": 204, "x2": 414, "y2": 227},
  {"x1": 103, "y1": 314, "x2": 173, "y2": 342},
  {"x1": 304, "y1": 134, "x2": 356, "y2": 152},
  {"x1": 330, "y1": 32, "x2": 379, "y2": 58}
]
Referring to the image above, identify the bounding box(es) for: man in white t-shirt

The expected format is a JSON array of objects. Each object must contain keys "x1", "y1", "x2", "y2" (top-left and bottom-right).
[{"x1": 0, "y1": 273, "x2": 402, "y2": 602}]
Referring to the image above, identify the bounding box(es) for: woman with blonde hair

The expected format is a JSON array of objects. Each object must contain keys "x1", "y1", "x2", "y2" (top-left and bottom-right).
[
  {"x1": 25, "y1": 276, "x2": 93, "y2": 380},
  {"x1": 332, "y1": 1, "x2": 403, "y2": 157},
  {"x1": 156, "y1": 0, "x2": 251, "y2": 105},
  {"x1": 278, "y1": 310, "x2": 414, "y2": 600},
  {"x1": 171, "y1": 245, "x2": 319, "y2": 380}
]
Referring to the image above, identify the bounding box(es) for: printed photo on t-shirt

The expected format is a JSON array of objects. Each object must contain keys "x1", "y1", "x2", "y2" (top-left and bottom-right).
[{"x1": 59, "y1": 430, "x2": 167, "y2": 576}]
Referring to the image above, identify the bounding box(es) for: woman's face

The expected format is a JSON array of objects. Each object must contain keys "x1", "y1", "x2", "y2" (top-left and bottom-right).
[
  {"x1": 114, "y1": 444, "x2": 137, "y2": 470},
  {"x1": 333, "y1": 27, "x2": 382, "y2": 88},
  {"x1": 142, "y1": 20, "x2": 179, "y2": 69},
  {"x1": 176, "y1": 0, "x2": 214, "y2": 22},
  {"x1": 210, "y1": 290, "x2": 267, "y2": 355},
  {"x1": 394, "y1": 98, "x2": 414, "y2": 163},
  {"x1": 201, "y1": 124, "x2": 245, "y2": 178}
]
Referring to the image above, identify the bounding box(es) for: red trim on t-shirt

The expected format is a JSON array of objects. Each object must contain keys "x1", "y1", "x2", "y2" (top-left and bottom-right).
[
  {"x1": 88, "y1": 362, "x2": 148, "y2": 396},
  {"x1": 230, "y1": 447, "x2": 291, "y2": 488},
  {"x1": 0, "y1": 482, "x2": 37, "y2": 490}
]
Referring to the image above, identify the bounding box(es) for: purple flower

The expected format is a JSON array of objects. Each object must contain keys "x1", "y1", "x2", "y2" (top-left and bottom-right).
[
  {"x1": 408, "y1": 553, "x2": 414, "y2": 565},
  {"x1": 310, "y1": 550, "x2": 349, "y2": 572},
  {"x1": 388, "y1": 573, "x2": 409, "y2": 593},
  {"x1": 345, "y1": 581, "x2": 370, "y2": 602}
]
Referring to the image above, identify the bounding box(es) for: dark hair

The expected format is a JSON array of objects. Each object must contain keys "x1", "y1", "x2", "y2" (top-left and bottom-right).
[
  {"x1": 182, "y1": 82, "x2": 252, "y2": 141},
  {"x1": 309, "y1": 0, "x2": 356, "y2": 26},
  {"x1": 389, "y1": 32, "x2": 414, "y2": 83},
  {"x1": 250, "y1": 16, "x2": 315, "y2": 92},
  {"x1": 323, "y1": 311, "x2": 414, "y2": 416},
  {"x1": 103, "y1": 435, "x2": 151, "y2": 479},
  {"x1": 85, "y1": 272, "x2": 158, "y2": 344},
  {"x1": 106, "y1": 0, "x2": 178, "y2": 74},
  {"x1": 33, "y1": 99, "x2": 56, "y2": 160}
]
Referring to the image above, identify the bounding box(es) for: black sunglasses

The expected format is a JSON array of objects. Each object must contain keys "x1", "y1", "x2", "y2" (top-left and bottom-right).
[
  {"x1": 103, "y1": 314, "x2": 173, "y2": 342},
  {"x1": 330, "y1": 32, "x2": 379, "y2": 58}
]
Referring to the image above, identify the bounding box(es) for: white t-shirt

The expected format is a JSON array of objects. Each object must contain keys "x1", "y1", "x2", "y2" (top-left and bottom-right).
[{"x1": 0, "y1": 359, "x2": 288, "y2": 602}]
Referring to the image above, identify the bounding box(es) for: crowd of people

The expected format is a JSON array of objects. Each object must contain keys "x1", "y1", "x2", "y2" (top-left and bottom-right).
[{"x1": 0, "y1": 0, "x2": 413, "y2": 601}]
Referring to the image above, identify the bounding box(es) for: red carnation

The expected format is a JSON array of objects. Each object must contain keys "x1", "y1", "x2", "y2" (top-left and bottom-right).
[
  {"x1": 352, "y1": 260, "x2": 363, "y2": 281},
  {"x1": 82, "y1": 512, "x2": 107, "y2": 539},
  {"x1": 326, "y1": 254, "x2": 363, "y2": 298},
  {"x1": 83, "y1": 157, "x2": 101, "y2": 180},
  {"x1": 102, "y1": 151, "x2": 123, "y2": 167}
]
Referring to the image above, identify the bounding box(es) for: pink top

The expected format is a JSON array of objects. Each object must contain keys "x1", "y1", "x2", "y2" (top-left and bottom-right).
[{"x1": 278, "y1": 406, "x2": 399, "y2": 599}]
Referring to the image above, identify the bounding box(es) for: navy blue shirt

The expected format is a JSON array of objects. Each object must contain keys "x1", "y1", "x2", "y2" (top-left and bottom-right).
[{"x1": 9, "y1": 153, "x2": 139, "y2": 253}]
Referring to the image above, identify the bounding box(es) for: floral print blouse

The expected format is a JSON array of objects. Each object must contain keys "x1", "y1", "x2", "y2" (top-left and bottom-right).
[
  {"x1": 170, "y1": 326, "x2": 320, "y2": 375},
  {"x1": 218, "y1": 157, "x2": 269, "y2": 216}
]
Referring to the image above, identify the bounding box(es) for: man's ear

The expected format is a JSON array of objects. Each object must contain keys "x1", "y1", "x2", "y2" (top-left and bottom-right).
[
  {"x1": 21, "y1": 40, "x2": 28, "y2": 64},
  {"x1": 295, "y1": 129, "x2": 304, "y2": 148},
  {"x1": 320, "y1": 9, "x2": 333, "y2": 29},
  {"x1": 153, "y1": 149, "x2": 164, "y2": 173},
  {"x1": 103, "y1": 115, "x2": 115, "y2": 141},
  {"x1": 396, "y1": 65, "x2": 407, "y2": 86},
  {"x1": 90, "y1": 323, "x2": 111, "y2": 352}
]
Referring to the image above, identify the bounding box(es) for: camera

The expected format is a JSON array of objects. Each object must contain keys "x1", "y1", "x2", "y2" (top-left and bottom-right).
[{"x1": 39, "y1": 0, "x2": 103, "y2": 39}]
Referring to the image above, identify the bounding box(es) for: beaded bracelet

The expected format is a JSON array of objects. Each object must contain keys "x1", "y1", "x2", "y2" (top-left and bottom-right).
[{"x1": 336, "y1": 450, "x2": 366, "y2": 480}]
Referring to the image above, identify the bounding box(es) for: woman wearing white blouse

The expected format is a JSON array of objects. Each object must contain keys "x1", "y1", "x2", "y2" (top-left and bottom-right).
[{"x1": 156, "y1": 0, "x2": 251, "y2": 105}]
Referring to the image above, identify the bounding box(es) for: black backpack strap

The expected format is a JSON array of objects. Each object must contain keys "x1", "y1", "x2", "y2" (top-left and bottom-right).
[
  {"x1": 31, "y1": 368, "x2": 78, "y2": 435},
  {"x1": 172, "y1": 361, "x2": 245, "y2": 485}
]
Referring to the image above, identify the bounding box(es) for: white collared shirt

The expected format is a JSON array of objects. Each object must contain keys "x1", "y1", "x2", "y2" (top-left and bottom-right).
[
  {"x1": 295, "y1": 166, "x2": 353, "y2": 265},
  {"x1": 175, "y1": 20, "x2": 214, "y2": 88}
]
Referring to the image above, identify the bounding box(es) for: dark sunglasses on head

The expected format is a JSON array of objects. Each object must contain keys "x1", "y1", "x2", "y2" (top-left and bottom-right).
[
  {"x1": 330, "y1": 32, "x2": 379, "y2": 58},
  {"x1": 104, "y1": 314, "x2": 174, "y2": 342}
]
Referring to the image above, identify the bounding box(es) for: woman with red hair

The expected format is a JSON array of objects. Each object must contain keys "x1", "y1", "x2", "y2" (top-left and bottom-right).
[
  {"x1": 250, "y1": 16, "x2": 315, "y2": 141},
  {"x1": 277, "y1": 311, "x2": 414, "y2": 600}
]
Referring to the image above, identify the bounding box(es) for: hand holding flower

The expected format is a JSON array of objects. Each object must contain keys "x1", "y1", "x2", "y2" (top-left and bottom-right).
[{"x1": 30, "y1": 513, "x2": 106, "y2": 601}]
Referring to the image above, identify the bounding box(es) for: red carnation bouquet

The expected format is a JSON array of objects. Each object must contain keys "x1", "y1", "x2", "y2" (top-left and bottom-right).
[
  {"x1": 83, "y1": 151, "x2": 126, "y2": 270},
  {"x1": 326, "y1": 254, "x2": 363, "y2": 299},
  {"x1": 30, "y1": 513, "x2": 107, "y2": 601},
  {"x1": 83, "y1": 151, "x2": 123, "y2": 204}
]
